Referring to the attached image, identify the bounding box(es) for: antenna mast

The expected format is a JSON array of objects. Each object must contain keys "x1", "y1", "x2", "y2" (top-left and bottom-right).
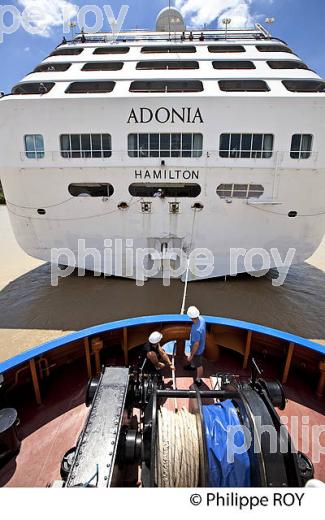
[{"x1": 168, "y1": 0, "x2": 171, "y2": 41}]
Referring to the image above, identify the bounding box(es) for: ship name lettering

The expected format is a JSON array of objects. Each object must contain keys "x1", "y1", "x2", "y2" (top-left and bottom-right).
[
  {"x1": 127, "y1": 107, "x2": 203, "y2": 124},
  {"x1": 134, "y1": 169, "x2": 199, "y2": 180}
]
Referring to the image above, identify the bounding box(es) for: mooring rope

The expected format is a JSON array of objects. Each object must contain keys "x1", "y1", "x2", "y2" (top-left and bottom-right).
[
  {"x1": 180, "y1": 208, "x2": 198, "y2": 315},
  {"x1": 156, "y1": 407, "x2": 201, "y2": 487}
]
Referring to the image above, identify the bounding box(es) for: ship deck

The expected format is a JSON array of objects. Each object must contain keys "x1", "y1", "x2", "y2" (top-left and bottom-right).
[{"x1": 1, "y1": 349, "x2": 324, "y2": 487}]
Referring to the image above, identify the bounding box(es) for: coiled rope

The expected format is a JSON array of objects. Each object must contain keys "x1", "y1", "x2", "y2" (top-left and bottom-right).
[{"x1": 156, "y1": 407, "x2": 202, "y2": 487}]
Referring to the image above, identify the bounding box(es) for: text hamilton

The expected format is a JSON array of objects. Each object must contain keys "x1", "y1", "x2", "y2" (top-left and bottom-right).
[{"x1": 134, "y1": 169, "x2": 199, "y2": 180}]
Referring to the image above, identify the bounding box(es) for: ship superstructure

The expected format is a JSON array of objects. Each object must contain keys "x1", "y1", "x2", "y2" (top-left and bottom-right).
[{"x1": 1, "y1": 7, "x2": 325, "y2": 280}]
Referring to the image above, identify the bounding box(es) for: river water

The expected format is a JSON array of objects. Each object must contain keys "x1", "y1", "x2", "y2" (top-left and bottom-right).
[{"x1": 0, "y1": 205, "x2": 325, "y2": 362}]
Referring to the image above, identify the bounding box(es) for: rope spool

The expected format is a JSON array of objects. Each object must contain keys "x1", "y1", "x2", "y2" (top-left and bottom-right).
[
  {"x1": 155, "y1": 401, "x2": 253, "y2": 487},
  {"x1": 155, "y1": 407, "x2": 202, "y2": 487}
]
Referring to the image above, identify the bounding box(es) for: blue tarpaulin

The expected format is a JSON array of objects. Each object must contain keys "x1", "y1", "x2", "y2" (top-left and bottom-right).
[
  {"x1": 163, "y1": 340, "x2": 191, "y2": 355},
  {"x1": 203, "y1": 400, "x2": 251, "y2": 487}
]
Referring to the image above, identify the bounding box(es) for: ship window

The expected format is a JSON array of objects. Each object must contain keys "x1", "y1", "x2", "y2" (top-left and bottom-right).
[
  {"x1": 212, "y1": 60, "x2": 255, "y2": 69},
  {"x1": 12, "y1": 82, "x2": 55, "y2": 95},
  {"x1": 219, "y1": 134, "x2": 273, "y2": 158},
  {"x1": 282, "y1": 80, "x2": 325, "y2": 92},
  {"x1": 256, "y1": 45, "x2": 293, "y2": 53},
  {"x1": 219, "y1": 80, "x2": 270, "y2": 92},
  {"x1": 24, "y1": 135, "x2": 45, "y2": 159},
  {"x1": 129, "y1": 183, "x2": 201, "y2": 197},
  {"x1": 129, "y1": 81, "x2": 203, "y2": 93},
  {"x1": 65, "y1": 81, "x2": 115, "y2": 93},
  {"x1": 60, "y1": 134, "x2": 112, "y2": 158},
  {"x1": 208, "y1": 45, "x2": 245, "y2": 53},
  {"x1": 82, "y1": 62, "x2": 124, "y2": 71},
  {"x1": 290, "y1": 134, "x2": 313, "y2": 159},
  {"x1": 128, "y1": 133, "x2": 203, "y2": 158},
  {"x1": 267, "y1": 60, "x2": 309, "y2": 70},
  {"x1": 136, "y1": 60, "x2": 199, "y2": 70},
  {"x1": 141, "y1": 45, "x2": 196, "y2": 54},
  {"x1": 93, "y1": 46, "x2": 129, "y2": 54},
  {"x1": 68, "y1": 183, "x2": 114, "y2": 197},
  {"x1": 33, "y1": 63, "x2": 71, "y2": 72},
  {"x1": 50, "y1": 48, "x2": 83, "y2": 56},
  {"x1": 216, "y1": 184, "x2": 264, "y2": 199}
]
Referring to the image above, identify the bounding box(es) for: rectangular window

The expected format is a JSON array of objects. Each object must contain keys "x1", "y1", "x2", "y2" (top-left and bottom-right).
[
  {"x1": 282, "y1": 80, "x2": 325, "y2": 93},
  {"x1": 256, "y1": 45, "x2": 293, "y2": 53},
  {"x1": 129, "y1": 81, "x2": 203, "y2": 93},
  {"x1": 212, "y1": 60, "x2": 255, "y2": 69},
  {"x1": 82, "y1": 62, "x2": 124, "y2": 71},
  {"x1": 65, "y1": 81, "x2": 115, "y2": 93},
  {"x1": 141, "y1": 46, "x2": 196, "y2": 54},
  {"x1": 219, "y1": 133, "x2": 274, "y2": 158},
  {"x1": 24, "y1": 134, "x2": 45, "y2": 159},
  {"x1": 33, "y1": 63, "x2": 71, "y2": 72},
  {"x1": 129, "y1": 183, "x2": 201, "y2": 198},
  {"x1": 60, "y1": 134, "x2": 112, "y2": 158},
  {"x1": 93, "y1": 46, "x2": 129, "y2": 54},
  {"x1": 50, "y1": 48, "x2": 83, "y2": 56},
  {"x1": 12, "y1": 82, "x2": 55, "y2": 95},
  {"x1": 290, "y1": 134, "x2": 313, "y2": 159},
  {"x1": 216, "y1": 183, "x2": 264, "y2": 199},
  {"x1": 128, "y1": 133, "x2": 203, "y2": 158},
  {"x1": 69, "y1": 183, "x2": 114, "y2": 197},
  {"x1": 208, "y1": 45, "x2": 245, "y2": 53},
  {"x1": 219, "y1": 80, "x2": 270, "y2": 92},
  {"x1": 136, "y1": 60, "x2": 199, "y2": 70},
  {"x1": 267, "y1": 60, "x2": 308, "y2": 70}
]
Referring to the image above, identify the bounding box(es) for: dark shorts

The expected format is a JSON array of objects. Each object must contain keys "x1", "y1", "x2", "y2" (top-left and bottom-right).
[{"x1": 192, "y1": 355, "x2": 203, "y2": 368}]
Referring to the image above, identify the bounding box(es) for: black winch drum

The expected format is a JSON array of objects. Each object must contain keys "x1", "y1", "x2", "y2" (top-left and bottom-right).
[{"x1": 0, "y1": 408, "x2": 21, "y2": 466}]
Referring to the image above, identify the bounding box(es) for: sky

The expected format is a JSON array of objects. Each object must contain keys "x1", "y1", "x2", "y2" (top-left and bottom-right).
[{"x1": 0, "y1": 0, "x2": 325, "y2": 93}]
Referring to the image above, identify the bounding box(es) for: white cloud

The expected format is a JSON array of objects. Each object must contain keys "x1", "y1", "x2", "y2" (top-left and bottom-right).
[
  {"x1": 174, "y1": 0, "x2": 256, "y2": 28},
  {"x1": 17, "y1": 0, "x2": 77, "y2": 37},
  {"x1": 24, "y1": 46, "x2": 30, "y2": 51}
]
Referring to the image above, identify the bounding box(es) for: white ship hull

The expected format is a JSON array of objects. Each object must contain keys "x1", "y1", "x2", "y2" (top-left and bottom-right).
[{"x1": 1, "y1": 21, "x2": 325, "y2": 280}]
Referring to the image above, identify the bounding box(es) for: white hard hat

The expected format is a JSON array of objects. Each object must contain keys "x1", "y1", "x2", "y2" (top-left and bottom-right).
[
  {"x1": 187, "y1": 306, "x2": 200, "y2": 319},
  {"x1": 149, "y1": 331, "x2": 163, "y2": 344}
]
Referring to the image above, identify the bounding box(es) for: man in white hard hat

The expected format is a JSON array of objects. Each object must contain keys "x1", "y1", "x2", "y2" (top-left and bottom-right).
[
  {"x1": 143, "y1": 331, "x2": 175, "y2": 373},
  {"x1": 185, "y1": 306, "x2": 206, "y2": 386}
]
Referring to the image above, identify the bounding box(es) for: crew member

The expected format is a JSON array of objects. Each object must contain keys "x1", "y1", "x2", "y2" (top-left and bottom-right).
[
  {"x1": 39, "y1": 83, "x2": 48, "y2": 95},
  {"x1": 143, "y1": 331, "x2": 175, "y2": 373},
  {"x1": 185, "y1": 306, "x2": 206, "y2": 386},
  {"x1": 153, "y1": 188, "x2": 165, "y2": 198}
]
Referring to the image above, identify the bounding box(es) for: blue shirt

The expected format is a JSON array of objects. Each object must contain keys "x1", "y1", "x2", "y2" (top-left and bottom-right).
[{"x1": 190, "y1": 316, "x2": 206, "y2": 355}]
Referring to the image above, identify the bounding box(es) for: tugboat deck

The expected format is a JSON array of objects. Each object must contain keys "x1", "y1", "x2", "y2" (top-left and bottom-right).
[{"x1": 1, "y1": 350, "x2": 324, "y2": 487}]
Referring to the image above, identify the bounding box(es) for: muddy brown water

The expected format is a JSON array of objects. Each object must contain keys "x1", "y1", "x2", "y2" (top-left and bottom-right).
[{"x1": 0, "y1": 205, "x2": 325, "y2": 362}]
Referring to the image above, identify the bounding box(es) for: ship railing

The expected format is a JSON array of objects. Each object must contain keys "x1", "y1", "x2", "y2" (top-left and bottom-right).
[
  {"x1": 19, "y1": 150, "x2": 320, "y2": 167},
  {"x1": 69, "y1": 29, "x2": 270, "y2": 44},
  {"x1": 275, "y1": 151, "x2": 319, "y2": 167}
]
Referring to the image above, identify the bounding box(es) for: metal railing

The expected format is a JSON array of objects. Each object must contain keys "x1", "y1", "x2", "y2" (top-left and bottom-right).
[{"x1": 19, "y1": 149, "x2": 320, "y2": 166}]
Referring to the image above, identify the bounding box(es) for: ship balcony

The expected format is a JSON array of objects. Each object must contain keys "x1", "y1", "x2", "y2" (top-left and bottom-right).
[{"x1": 18, "y1": 150, "x2": 320, "y2": 170}]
